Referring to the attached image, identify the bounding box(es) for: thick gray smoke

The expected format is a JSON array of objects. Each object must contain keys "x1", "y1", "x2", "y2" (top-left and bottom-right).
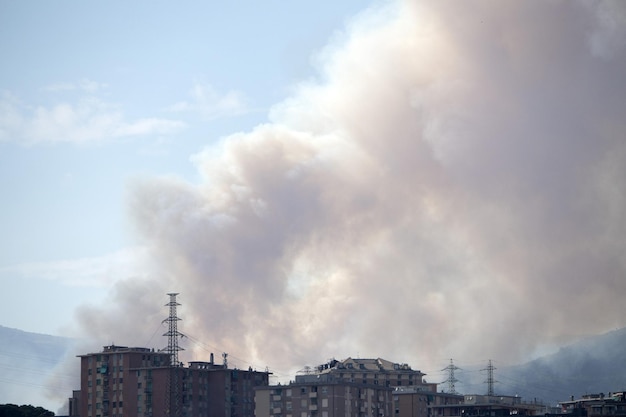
[{"x1": 73, "y1": 0, "x2": 626, "y2": 381}]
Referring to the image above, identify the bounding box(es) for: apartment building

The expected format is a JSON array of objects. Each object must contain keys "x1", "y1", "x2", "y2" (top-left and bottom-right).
[
  {"x1": 429, "y1": 394, "x2": 546, "y2": 417},
  {"x1": 255, "y1": 357, "x2": 434, "y2": 417},
  {"x1": 311, "y1": 357, "x2": 433, "y2": 388},
  {"x1": 558, "y1": 392, "x2": 626, "y2": 417},
  {"x1": 255, "y1": 379, "x2": 393, "y2": 417},
  {"x1": 70, "y1": 345, "x2": 270, "y2": 417}
]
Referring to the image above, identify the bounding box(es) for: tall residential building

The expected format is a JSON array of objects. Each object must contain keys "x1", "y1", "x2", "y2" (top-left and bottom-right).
[
  {"x1": 255, "y1": 357, "x2": 434, "y2": 417},
  {"x1": 70, "y1": 345, "x2": 270, "y2": 417}
]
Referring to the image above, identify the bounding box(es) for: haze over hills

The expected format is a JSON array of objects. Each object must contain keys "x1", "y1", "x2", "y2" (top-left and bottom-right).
[
  {"x1": 2, "y1": 325, "x2": 626, "y2": 411},
  {"x1": 0, "y1": 325, "x2": 76, "y2": 413},
  {"x1": 454, "y1": 327, "x2": 626, "y2": 407}
]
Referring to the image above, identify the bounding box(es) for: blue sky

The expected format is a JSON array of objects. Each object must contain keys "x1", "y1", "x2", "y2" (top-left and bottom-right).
[{"x1": 0, "y1": 0, "x2": 375, "y2": 334}]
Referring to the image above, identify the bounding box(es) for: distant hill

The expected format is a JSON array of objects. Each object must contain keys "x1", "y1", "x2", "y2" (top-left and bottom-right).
[
  {"x1": 0, "y1": 325, "x2": 76, "y2": 412},
  {"x1": 455, "y1": 327, "x2": 626, "y2": 406}
]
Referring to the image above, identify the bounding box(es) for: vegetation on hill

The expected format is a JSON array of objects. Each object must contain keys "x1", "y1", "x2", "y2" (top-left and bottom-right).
[{"x1": 0, "y1": 404, "x2": 54, "y2": 417}]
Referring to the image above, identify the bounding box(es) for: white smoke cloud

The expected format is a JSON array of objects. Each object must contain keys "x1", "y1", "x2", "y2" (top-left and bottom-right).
[{"x1": 72, "y1": 0, "x2": 626, "y2": 381}]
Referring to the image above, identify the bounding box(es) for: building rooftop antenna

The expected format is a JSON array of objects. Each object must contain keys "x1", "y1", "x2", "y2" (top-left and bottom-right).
[{"x1": 441, "y1": 358, "x2": 461, "y2": 394}]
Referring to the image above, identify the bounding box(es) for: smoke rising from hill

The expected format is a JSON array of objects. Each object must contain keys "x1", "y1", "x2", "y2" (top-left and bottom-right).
[{"x1": 73, "y1": 0, "x2": 626, "y2": 378}]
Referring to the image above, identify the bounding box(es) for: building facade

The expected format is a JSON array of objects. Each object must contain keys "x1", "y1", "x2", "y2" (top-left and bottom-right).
[
  {"x1": 558, "y1": 392, "x2": 626, "y2": 417},
  {"x1": 393, "y1": 386, "x2": 463, "y2": 417},
  {"x1": 255, "y1": 380, "x2": 393, "y2": 417},
  {"x1": 255, "y1": 357, "x2": 435, "y2": 417},
  {"x1": 70, "y1": 345, "x2": 270, "y2": 417},
  {"x1": 309, "y1": 357, "x2": 432, "y2": 388},
  {"x1": 429, "y1": 394, "x2": 547, "y2": 417}
]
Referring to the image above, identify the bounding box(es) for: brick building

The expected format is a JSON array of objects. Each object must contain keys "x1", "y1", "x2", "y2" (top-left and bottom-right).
[{"x1": 70, "y1": 345, "x2": 270, "y2": 417}]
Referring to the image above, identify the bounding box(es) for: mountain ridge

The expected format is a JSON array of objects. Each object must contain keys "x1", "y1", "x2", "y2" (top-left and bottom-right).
[{"x1": 456, "y1": 327, "x2": 626, "y2": 406}]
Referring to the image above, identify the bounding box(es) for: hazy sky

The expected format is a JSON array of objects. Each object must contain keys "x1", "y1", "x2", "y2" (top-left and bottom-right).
[
  {"x1": 0, "y1": 0, "x2": 370, "y2": 332},
  {"x1": 2, "y1": 0, "x2": 626, "y2": 412}
]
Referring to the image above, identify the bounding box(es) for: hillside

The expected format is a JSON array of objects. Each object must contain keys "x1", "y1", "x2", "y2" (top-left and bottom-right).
[
  {"x1": 456, "y1": 327, "x2": 626, "y2": 406},
  {"x1": 0, "y1": 325, "x2": 76, "y2": 411}
]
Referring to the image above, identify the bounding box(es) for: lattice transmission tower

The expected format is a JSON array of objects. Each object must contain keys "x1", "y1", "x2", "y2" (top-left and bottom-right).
[
  {"x1": 482, "y1": 359, "x2": 497, "y2": 396},
  {"x1": 162, "y1": 292, "x2": 185, "y2": 417},
  {"x1": 441, "y1": 358, "x2": 461, "y2": 394}
]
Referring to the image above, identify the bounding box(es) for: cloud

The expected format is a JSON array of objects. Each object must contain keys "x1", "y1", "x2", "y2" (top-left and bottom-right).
[
  {"x1": 168, "y1": 81, "x2": 250, "y2": 120},
  {"x1": 0, "y1": 91, "x2": 185, "y2": 145},
  {"x1": 44, "y1": 78, "x2": 108, "y2": 94},
  {"x1": 73, "y1": 0, "x2": 626, "y2": 380},
  {"x1": 0, "y1": 247, "x2": 149, "y2": 288}
]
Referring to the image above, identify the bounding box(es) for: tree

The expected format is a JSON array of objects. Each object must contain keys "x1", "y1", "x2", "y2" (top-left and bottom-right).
[{"x1": 0, "y1": 404, "x2": 55, "y2": 417}]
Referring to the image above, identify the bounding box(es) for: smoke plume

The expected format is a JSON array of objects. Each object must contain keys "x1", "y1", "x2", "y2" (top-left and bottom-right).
[{"x1": 73, "y1": 0, "x2": 626, "y2": 380}]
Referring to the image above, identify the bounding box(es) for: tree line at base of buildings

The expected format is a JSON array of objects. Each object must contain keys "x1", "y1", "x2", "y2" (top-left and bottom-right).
[{"x1": 0, "y1": 404, "x2": 55, "y2": 417}]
